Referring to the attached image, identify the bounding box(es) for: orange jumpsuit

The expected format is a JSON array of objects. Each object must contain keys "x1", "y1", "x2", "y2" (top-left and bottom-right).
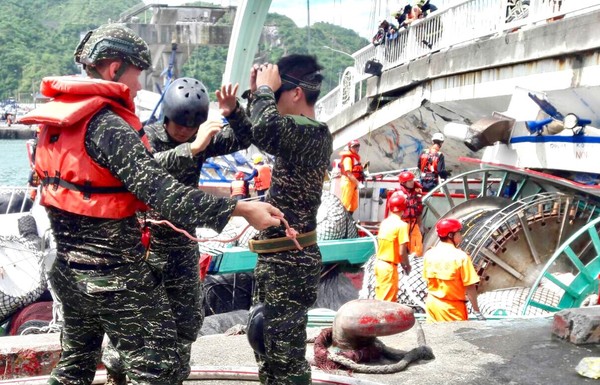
[
  {"x1": 422, "y1": 242, "x2": 479, "y2": 322},
  {"x1": 374, "y1": 214, "x2": 409, "y2": 302},
  {"x1": 340, "y1": 152, "x2": 362, "y2": 213}
]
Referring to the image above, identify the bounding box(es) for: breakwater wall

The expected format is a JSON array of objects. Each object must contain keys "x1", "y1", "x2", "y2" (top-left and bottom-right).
[{"x1": 0, "y1": 125, "x2": 36, "y2": 139}]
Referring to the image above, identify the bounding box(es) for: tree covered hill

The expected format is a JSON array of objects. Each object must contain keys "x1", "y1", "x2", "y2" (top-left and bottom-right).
[{"x1": 0, "y1": 0, "x2": 368, "y2": 102}]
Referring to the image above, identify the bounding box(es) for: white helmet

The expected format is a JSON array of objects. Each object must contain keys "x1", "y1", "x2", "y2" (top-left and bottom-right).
[{"x1": 432, "y1": 133, "x2": 445, "y2": 142}]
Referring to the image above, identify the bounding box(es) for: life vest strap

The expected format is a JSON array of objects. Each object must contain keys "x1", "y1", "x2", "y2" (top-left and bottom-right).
[{"x1": 41, "y1": 176, "x2": 128, "y2": 195}]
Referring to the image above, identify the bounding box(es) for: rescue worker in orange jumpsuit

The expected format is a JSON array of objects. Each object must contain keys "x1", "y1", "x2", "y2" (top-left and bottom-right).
[
  {"x1": 396, "y1": 171, "x2": 424, "y2": 257},
  {"x1": 375, "y1": 192, "x2": 411, "y2": 302},
  {"x1": 249, "y1": 153, "x2": 272, "y2": 201},
  {"x1": 422, "y1": 218, "x2": 485, "y2": 322},
  {"x1": 418, "y1": 132, "x2": 447, "y2": 192},
  {"x1": 231, "y1": 171, "x2": 250, "y2": 200},
  {"x1": 339, "y1": 139, "x2": 365, "y2": 214}
]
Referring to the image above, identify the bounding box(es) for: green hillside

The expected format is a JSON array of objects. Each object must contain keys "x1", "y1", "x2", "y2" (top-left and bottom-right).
[{"x1": 0, "y1": 1, "x2": 368, "y2": 103}]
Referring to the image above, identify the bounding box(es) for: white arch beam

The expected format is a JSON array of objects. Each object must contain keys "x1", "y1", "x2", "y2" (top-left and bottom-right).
[{"x1": 222, "y1": 0, "x2": 272, "y2": 92}]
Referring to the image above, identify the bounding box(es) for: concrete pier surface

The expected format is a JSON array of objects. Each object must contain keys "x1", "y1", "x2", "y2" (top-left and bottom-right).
[
  {"x1": 0, "y1": 124, "x2": 35, "y2": 140},
  {"x1": 185, "y1": 316, "x2": 599, "y2": 384},
  {"x1": 1, "y1": 317, "x2": 598, "y2": 384}
]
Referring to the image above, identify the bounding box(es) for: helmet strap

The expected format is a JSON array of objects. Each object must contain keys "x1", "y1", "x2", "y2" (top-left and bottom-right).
[
  {"x1": 112, "y1": 62, "x2": 129, "y2": 82},
  {"x1": 87, "y1": 66, "x2": 103, "y2": 80}
]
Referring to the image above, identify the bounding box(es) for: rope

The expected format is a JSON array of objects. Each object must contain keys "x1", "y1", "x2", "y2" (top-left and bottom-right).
[
  {"x1": 146, "y1": 215, "x2": 303, "y2": 250},
  {"x1": 314, "y1": 321, "x2": 434, "y2": 374}
]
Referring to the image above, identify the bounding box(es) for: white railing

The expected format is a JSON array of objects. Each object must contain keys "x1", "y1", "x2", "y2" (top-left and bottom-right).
[{"x1": 316, "y1": 0, "x2": 600, "y2": 122}]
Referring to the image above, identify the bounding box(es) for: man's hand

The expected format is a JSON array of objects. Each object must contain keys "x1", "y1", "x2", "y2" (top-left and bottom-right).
[
  {"x1": 215, "y1": 83, "x2": 239, "y2": 117},
  {"x1": 233, "y1": 200, "x2": 282, "y2": 230},
  {"x1": 190, "y1": 120, "x2": 222, "y2": 155},
  {"x1": 249, "y1": 64, "x2": 260, "y2": 94},
  {"x1": 255, "y1": 63, "x2": 282, "y2": 92},
  {"x1": 401, "y1": 263, "x2": 411, "y2": 275}
]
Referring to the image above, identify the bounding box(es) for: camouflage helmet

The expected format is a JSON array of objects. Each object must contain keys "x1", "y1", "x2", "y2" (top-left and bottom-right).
[{"x1": 74, "y1": 24, "x2": 151, "y2": 70}]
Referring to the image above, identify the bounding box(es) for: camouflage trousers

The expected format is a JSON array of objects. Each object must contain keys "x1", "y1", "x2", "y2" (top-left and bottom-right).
[
  {"x1": 47, "y1": 258, "x2": 179, "y2": 385},
  {"x1": 252, "y1": 245, "x2": 322, "y2": 385},
  {"x1": 103, "y1": 240, "x2": 204, "y2": 384}
]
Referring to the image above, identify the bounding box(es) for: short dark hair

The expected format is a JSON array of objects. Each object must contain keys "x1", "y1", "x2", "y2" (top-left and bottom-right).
[{"x1": 276, "y1": 54, "x2": 324, "y2": 106}]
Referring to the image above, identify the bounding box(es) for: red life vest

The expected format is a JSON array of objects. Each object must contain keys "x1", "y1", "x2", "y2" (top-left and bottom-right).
[
  {"x1": 254, "y1": 164, "x2": 272, "y2": 191},
  {"x1": 19, "y1": 76, "x2": 150, "y2": 219},
  {"x1": 230, "y1": 180, "x2": 248, "y2": 197},
  {"x1": 339, "y1": 150, "x2": 365, "y2": 182},
  {"x1": 397, "y1": 184, "x2": 423, "y2": 220}
]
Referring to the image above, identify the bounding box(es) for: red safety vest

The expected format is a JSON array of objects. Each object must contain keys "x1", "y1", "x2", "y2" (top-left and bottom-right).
[
  {"x1": 20, "y1": 76, "x2": 150, "y2": 219},
  {"x1": 230, "y1": 180, "x2": 248, "y2": 197},
  {"x1": 397, "y1": 184, "x2": 424, "y2": 220},
  {"x1": 339, "y1": 150, "x2": 365, "y2": 181},
  {"x1": 254, "y1": 164, "x2": 272, "y2": 191}
]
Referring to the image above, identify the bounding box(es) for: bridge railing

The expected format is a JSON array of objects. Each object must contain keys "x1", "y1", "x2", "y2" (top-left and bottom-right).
[{"x1": 316, "y1": 0, "x2": 600, "y2": 122}]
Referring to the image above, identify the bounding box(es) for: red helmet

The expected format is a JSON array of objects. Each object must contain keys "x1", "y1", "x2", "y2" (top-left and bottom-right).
[
  {"x1": 388, "y1": 192, "x2": 407, "y2": 213},
  {"x1": 235, "y1": 171, "x2": 245, "y2": 180},
  {"x1": 436, "y1": 218, "x2": 462, "y2": 238},
  {"x1": 348, "y1": 139, "x2": 360, "y2": 148},
  {"x1": 398, "y1": 171, "x2": 414, "y2": 183}
]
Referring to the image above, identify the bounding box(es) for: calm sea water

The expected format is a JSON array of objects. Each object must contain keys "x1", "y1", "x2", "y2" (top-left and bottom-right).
[{"x1": 0, "y1": 140, "x2": 31, "y2": 186}]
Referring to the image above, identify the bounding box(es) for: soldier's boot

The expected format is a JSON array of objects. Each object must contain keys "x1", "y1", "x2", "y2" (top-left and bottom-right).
[{"x1": 105, "y1": 369, "x2": 127, "y2": 385}]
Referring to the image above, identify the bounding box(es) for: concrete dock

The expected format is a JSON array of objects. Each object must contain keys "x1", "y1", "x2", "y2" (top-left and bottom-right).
[
  {"x1": 0, "y1": 124, "x2": 35, "y2": 140},
  {"x1": 184, "y1": 316, "x2": 599, "y2": 385},
  {"x1": 2, "y1": 316, "x2": 598, "y2": 384}
]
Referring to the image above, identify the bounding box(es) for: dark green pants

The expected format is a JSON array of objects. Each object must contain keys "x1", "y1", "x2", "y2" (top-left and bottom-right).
[
  {"x1": 103, "y1": 240, "x2": 203, "y2": 384},
  {"x1": 48, "y1": 259, "x2": 179, "y2": 385},
  {"x1": 252, "y1": 245, "x2": 322, "y2": 385}
]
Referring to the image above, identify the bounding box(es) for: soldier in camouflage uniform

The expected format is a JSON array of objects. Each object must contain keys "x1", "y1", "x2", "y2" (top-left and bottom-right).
[
  {"x1": 247, "y1": 55, "x2": 333, "y2": 384},
  {"x1": 20, "y1": 24, "x2": 281, "y2": 385},
  {"x1": 103, "y1": 78, "x2": 253, "y2": 384}
]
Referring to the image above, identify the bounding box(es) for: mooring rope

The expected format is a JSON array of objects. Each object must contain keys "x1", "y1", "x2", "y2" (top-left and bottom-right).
[{"x1": 314, "y1": 321, "x2": 434, "y2": 374}]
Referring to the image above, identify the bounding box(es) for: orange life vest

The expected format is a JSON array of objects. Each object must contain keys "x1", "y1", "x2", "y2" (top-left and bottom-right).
[
  {"x1": 339, "y1": 150, "x2": 365, "y2": 182},
  {"x1": 19, "y1": 76, "x2": 150, "y2": 219},
  {"x1": 254, "y1": 164, "x2": 272, "y2": 191},
  {"x1": 419, "y1": 149, "x2": 441, "y2": 175},
  {"x1": 230, "y1": 179, "x2": 248, "y2": 197}
]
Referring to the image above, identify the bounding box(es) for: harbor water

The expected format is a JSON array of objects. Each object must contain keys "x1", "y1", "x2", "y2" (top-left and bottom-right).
[{"x1": 0, "y1": 139, "x2": 31, "y2": 186}]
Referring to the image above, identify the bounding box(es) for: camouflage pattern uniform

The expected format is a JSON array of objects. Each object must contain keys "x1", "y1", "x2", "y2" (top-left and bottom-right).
[
  {"x1": 249, "y1": 87, "x2": 333, "y2": 385},
  {"x1": 46, "y1": 106, "x2": 238, "y2": 385},
  {"x1": 103, "y1": 106, "x2": 253, "y2": 383}
]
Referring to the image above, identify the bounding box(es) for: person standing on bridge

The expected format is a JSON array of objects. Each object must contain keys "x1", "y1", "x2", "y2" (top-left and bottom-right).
[
  {"x1": 422, "y1": 218, "x2": 485, "y2": 322},
  {"x1": 102, "y1": 78, "x2": 254, "y2": 384},
  {"x1": 418, "y1": 132, "x2": 448, "y2": 192},
  {"x1": 245, "y1": 54, "x2": 333, "y2": 385},
  {"x1": 20, "y1": 24, "x2": 281, "y2": 385},
  {"x1": 339, "y1": 139, "x2": 365, "y2": 215}
]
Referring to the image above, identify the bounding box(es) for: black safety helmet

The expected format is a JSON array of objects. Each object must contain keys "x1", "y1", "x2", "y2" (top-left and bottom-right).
[
  {"x1": 74, "y1": 24, "x2": 151, "y2": 71},
  {"x1": 162, "y1": 77, "x2": 210, "y2": 128},
  {"x1": 247, "y1": 303, "x2": 266, "y2": 356}
]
